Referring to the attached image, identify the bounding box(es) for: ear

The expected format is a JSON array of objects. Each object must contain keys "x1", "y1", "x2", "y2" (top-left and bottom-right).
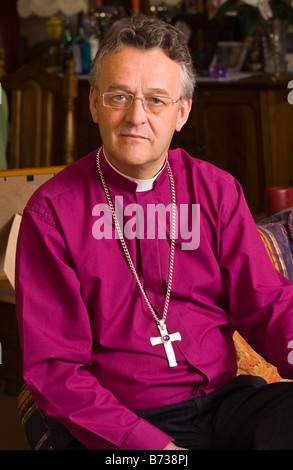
[
  {"x1": 175, "y1": 99, "x2": 192, "y2": 132},
  {"x1": 89, "y1": 87, "x2": 99, "y2": 124}
]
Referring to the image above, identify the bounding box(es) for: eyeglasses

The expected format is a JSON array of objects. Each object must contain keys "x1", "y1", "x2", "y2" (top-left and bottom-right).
[{"x1": 98, "y1": 92, "x2": 181, "y2": 114}]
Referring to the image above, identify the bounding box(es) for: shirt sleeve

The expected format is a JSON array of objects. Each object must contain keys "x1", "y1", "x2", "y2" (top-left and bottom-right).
[
  {"x1": 15, "y1": 203, "x2": 173, "y2": 450},
  {"x1": 218, "y1": 177, "x2": 293, "y2": 379}
]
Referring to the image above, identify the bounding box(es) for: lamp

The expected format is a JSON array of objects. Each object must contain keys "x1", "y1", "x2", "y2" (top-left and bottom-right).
[{"x1": 17, "y1": 0, "x2": 88, "y2": 18}]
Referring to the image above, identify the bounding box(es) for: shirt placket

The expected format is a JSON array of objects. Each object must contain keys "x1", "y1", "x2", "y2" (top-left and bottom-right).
[{"x1": 135, "y1": 190, "x2": 169, "y2": 319}]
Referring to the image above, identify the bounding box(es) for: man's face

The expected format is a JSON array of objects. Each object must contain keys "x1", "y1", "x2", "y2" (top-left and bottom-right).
[{"x1": 89, "y1": 46, "x2": 192, "y2": 179}]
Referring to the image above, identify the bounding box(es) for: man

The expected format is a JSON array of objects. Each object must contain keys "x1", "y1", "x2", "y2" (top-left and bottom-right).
[{"x1": 16, "y1": 14, "x2": 293, "y2": 450}]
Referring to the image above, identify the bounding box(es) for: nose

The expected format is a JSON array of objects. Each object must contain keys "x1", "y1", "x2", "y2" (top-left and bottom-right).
[{"x1": 125, "y1": 96, "x2": 147, "y2": 125}]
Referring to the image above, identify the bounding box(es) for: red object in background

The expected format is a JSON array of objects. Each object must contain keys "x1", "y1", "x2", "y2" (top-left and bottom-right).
[
  {"x1": 266, "y1": 186, "x2": 293, "y2": 216},
  {"x1": 131, "y1": 0, "x2": 140, "y2": 12}
]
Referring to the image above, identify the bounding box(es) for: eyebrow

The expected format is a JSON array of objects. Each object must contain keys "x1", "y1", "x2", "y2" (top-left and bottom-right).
[{"x1": 106, "y1": 84, "x2": 171, "y2": 96}]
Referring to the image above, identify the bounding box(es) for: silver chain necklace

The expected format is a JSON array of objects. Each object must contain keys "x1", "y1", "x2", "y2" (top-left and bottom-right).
[{"x1": 96, "y1": 147, "x2": 181, "y2": 367}]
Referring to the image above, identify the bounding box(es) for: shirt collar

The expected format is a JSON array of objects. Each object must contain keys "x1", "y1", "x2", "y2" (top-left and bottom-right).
[{"x1": 100, "y1": 147, "x2": 168, "y2": 193}]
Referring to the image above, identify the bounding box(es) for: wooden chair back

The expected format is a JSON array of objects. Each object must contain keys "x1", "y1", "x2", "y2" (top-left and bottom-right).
[
  {"x1": 0, "y1": 165, "x2": 65, "y2": 386},
  {"x1": 1, "y1": 60, "x2": 78, "y2": 168}
]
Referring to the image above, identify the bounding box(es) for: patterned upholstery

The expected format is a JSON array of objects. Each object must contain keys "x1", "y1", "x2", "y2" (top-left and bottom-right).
[
  {"x1": 233, "y1": 208, "x2": 293, "y2": 383},
  {"x1": 18, "y1": 383, "x2": 55, "y2": 450},
  {"x1": 257, "y1": 210, "x2": 293, "y2": 283}
]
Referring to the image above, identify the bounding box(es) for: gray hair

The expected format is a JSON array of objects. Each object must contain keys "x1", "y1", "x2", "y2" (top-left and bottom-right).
[{"x1": 89, "y1": 14, "x2": 196, "y2": 99}]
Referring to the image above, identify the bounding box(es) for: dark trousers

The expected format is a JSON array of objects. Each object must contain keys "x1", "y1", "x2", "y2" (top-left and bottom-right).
[{"x1": 135, "y1": 375, "x2": 293, "y2": 450}]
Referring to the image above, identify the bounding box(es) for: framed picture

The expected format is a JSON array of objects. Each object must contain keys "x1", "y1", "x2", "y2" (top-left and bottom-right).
[{"x1": 210, "y1": 41, "x2": 248, "y2": 72}]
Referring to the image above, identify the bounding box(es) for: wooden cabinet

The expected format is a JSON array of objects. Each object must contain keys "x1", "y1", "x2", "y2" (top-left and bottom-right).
[
  {"x1": 75, "y1": 73, "x2": 293, "y2": 215},
  {"x1": 175, "y1": 73, "x2": 293, "y2": 215},
  {"x1": 75, "y1": 78, "x2": 102, "y2": 158}
]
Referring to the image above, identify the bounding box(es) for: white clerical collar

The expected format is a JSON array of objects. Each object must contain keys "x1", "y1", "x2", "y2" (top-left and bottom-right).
[{"x1": 104, "y1": 152, "x2": 166, "y2": 192}]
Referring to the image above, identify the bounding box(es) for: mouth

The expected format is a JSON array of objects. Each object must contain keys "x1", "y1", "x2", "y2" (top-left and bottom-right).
[{"x1": 120, "y1": 133, "x2": 148, "y2": 141}]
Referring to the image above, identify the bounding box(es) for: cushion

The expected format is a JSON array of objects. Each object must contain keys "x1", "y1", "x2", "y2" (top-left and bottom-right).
[
  {"x1": 257, "y1": 209, "x2": 293, "y2": 283},
  {"x1": 18, "y1": 383, "x2": 55, "y2": 450},
  {"x1": 234, "y1": 208, "x2": 293, "y2": 383}
]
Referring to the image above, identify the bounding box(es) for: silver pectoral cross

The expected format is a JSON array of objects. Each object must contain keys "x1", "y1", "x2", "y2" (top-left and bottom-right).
[{"x1": 150, "y1": 321, "x2": 181, "y2": 367}]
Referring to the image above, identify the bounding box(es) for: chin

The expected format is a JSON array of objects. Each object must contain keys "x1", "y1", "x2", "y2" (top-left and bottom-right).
[{"x1": 112, "y1": 146, "x2": 151, "y2": 167}]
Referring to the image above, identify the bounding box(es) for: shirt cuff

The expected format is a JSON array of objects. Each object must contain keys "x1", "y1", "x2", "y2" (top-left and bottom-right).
[{"x1": 121, "y1": 419, "x2": 174, "y2": 450}]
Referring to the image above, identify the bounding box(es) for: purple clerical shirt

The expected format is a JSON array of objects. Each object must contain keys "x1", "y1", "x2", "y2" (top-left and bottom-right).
[{"x1": 15, "y1": 148, "x2": 293, "y2": 449}]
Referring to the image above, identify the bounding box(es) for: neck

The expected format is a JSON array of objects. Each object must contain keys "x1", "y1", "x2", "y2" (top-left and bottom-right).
[{"x1": 103, "y1": 151, "x2": 166, "y2": 192}]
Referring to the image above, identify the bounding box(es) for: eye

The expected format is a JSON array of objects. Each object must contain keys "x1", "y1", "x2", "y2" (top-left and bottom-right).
[
  {"x1": 111, "y1": 94, "x2": 128, "y2": 102},
  {"x1": 148, "y1": 96, "x2": 166, "y2": 107}
]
